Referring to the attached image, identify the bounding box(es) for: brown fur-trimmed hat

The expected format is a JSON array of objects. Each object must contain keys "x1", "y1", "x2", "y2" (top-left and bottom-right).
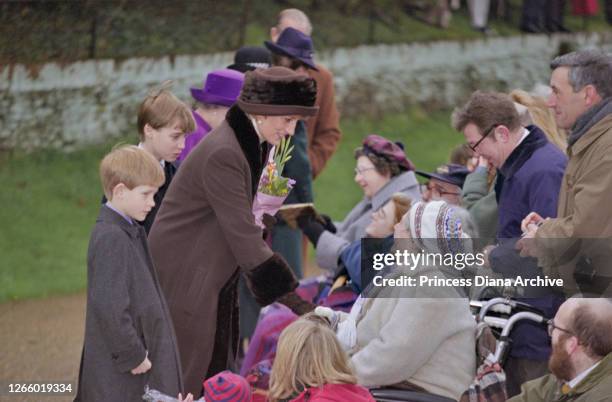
[{"x1": 237, "y1": 66, "x2": 319, "y2": 116}]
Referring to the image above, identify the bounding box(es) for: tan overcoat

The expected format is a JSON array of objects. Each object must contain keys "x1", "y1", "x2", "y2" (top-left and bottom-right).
[
  {"x1": 536, "y1": 114, "x2": 612, "y2": 295},
  {"x1": 307, "y1": 65, "x2": 341, "y2": 178}
]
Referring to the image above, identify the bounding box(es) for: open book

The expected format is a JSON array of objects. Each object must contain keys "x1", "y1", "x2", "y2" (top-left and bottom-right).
[{"x1": 277, "y1": 202, "x2": 319, "y2": 229}]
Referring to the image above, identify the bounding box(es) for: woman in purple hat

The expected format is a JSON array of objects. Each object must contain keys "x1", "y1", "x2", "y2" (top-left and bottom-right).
[
  {"x1": 297, "y1": 134, "x2": 422, "y2": 272},
  {"x1": 177, "y1": 68, "x2": 245, "y2": 161}
]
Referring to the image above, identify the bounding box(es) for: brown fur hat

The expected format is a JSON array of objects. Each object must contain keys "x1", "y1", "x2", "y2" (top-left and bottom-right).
[{"x1": 237, "y1": 66, "x2": 319, "y2": 116}]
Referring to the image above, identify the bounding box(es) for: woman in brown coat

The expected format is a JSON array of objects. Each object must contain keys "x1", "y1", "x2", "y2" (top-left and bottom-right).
[{"x1": 148, "y1": 67, "x2": 318, "y2": 397}]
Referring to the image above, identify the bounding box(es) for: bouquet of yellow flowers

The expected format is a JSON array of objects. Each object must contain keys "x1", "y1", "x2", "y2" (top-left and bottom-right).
[
  {"x1": 252, "y1": 137, "x2": 296, "y2": 228},
  {"x1": 259, "y1": 137, "x2": 295, "y2": 196}
]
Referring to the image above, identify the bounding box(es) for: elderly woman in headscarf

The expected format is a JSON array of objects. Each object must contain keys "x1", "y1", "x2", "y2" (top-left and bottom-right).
[
  {"x1": 317, "y1": 200, "x2": 477, "y2": 401},
  {"x1": 238, "y1": 193, "x2": 413, "y2": 390},
  {"x1": 298, "y1": 134, "x2": 421, "y2": 272}
]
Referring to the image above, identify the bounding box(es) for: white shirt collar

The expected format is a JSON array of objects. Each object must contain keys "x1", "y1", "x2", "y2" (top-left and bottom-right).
[
  {"x1": 568, "y1": 360, "x2": 601, "y2": 389},
  {"x1": 515, "y1": 127, "x2": 531, "y2": 148},
  {"x1": 138, "y1": 142, "x2": 165, "y2": 167}
]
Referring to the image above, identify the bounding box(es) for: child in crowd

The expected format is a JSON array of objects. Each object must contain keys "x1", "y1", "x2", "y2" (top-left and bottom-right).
[
  {"x1": 75, "y1": 145, "x2": 187, "y2": 402},
  {"x1": 134, "y1": 86, "x2": 194, "y2": 233},
  {"x1": 449, "y1": 143, "x2": 475, "y2": 168},
  {"x1": 268, "y1": 315, "x2": 375, "y2": 402},
  {"x1": 204, "y1": 371, "x2": 253, "y2": 401}
]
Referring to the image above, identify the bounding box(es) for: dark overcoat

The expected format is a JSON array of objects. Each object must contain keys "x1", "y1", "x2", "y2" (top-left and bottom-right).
[
  {"x1": 142, "y1": 161, "x2": 177, "y2": 234},
  {"x1": 489, "y1": 125, "x2": 567, "y2": 364},
  {"x1": 75, "y1": 206, "x2": 183, "y2": 402},
  {"x1": 148, "y1": 105, "x2": 298, "y2": 396}
]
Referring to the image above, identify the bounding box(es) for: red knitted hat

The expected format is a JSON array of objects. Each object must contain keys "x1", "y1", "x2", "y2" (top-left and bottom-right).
[{"x1": 203, "y1": 371, "x2": 252, "y2": 402}]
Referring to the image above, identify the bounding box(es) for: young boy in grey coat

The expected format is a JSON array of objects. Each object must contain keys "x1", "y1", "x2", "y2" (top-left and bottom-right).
[{"x1": 75, "y1": 146, "x2": 189, "y2": 402}]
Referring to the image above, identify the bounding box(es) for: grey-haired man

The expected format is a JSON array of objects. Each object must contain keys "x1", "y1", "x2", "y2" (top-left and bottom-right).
[{"x1": 520, "y1": 50, "x2": 612, "y2": 298}]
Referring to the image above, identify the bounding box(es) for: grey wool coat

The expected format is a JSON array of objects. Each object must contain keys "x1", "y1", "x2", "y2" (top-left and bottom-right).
[
  {"x1": 315, "y1": 170, "x2": 421, "y2": 271},
  {"x1": 148, "y1": 105, "x2": 299, "y2": 397},
  {"x1": 75, "y1": 206, "x2": 183, "y2": 402}
]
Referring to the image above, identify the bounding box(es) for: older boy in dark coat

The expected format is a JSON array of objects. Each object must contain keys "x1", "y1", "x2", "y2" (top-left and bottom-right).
[
  {"x1": 100, "y1": 88, "x2": 194, "y2": 235},
  {"x1": 75, "y1": 146, "x2": 184, "y2": 402}
]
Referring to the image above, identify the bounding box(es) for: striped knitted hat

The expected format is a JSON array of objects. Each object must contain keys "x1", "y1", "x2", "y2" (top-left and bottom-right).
[{"x1": 203, "y1": 371, "x2": 252, "y2": 402}]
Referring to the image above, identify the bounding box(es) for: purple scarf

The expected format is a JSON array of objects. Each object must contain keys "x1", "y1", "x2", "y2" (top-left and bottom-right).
[{"x1": 177, "y1": 111, "x2": 211, "y2": 161}]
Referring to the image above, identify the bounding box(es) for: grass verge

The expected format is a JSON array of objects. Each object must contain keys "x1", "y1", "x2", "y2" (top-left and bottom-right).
[{"x1": 0, "y1": 109, "x2": 462, "y2": 302}]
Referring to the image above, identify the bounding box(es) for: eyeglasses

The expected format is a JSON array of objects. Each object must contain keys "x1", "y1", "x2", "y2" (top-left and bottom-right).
[
  {"x1": 355, "y1": 166, "x2": 376, "y2": 175},
  {"x1": 420, "y1": 182, "x2": 460, "y2": 197},
  {"x1": 547, "y1": 319, "x2": 574, "y2": 337},
  {"x1": 468, "y1": 124, "x2": 498, "y2": 152}
]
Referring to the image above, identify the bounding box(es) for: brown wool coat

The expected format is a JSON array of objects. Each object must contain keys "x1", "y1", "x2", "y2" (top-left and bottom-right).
[
  {"x1": 148, "y1": 105, "x2": 298, "y2": 396},
  {"x1": 307, "y1": 65, "x2": 342, "y2": 178},
  {"x1": 75, "y1": 206, "x2": 183, "y2": 402},
  {"x1": 536, "y1": 114, "x2": 612, "y2": 296}
]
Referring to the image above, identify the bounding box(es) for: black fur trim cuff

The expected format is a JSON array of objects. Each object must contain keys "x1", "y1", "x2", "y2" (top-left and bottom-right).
[
  {"x1": 277, "y1": 291, "x2": 316, "y2": 316},
  {"x1": 245, "y1": 253, "x2": 298, "y2": 306}
]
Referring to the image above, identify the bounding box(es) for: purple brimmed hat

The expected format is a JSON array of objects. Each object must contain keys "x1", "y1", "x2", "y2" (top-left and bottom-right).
[
  {"x1": 264, "y1": 27, "x2": 318, "y2": 70},
  {"x1": 203, "y1": 371, "x2": 252, "y2": 402},
  {"x1": 361, "y1": 134, "x2": 415, "y2": 171},
  {"x1": 190, "y1": 68, "x2": 245, "y2": 107}
]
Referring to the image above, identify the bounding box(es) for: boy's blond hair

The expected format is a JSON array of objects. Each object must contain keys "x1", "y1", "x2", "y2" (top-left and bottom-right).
[
  {"x1": 100, "y1": 145, "x2": 165, "y2": 200},
  {"x1": 391, "y1": 192, "x2": 412, "y2": 225},
  {"x1": 137, "y1": 85, "x2": 195, "y2": 141},
  {"x1": 268, "y1": 314, "x2": 357, "y2": 402}
]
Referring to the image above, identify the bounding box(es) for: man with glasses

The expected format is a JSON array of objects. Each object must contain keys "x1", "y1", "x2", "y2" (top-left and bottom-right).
[
  {"x1": 452, "y1": 91, "x2": 567, "y2": 247},
  {"x1": 452, "y1": 90, "x2": 567, "y2": 396},
  {"x1": 416, "y1": 163, "x2": 469, "y2": 205},
  {"x1": 509, "y1": 297, "x2": 612, "y2": 401}
]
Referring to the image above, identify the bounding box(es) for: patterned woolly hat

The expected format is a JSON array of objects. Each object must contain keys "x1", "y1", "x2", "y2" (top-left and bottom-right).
[
  {"x1": 203, "y1": 371, "x2": 252, "y2": 402},
  {"x1": 407, "y1": 200, "x2": 471, "y2": 255}
]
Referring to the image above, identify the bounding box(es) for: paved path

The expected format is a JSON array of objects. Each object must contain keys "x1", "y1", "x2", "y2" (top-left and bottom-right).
[
  {"x1": 0, "y1": 293, "x2": 85, "y2": 402},
  {"x1": 0, "y1": 256, "x2": 324, "y2": 402}
]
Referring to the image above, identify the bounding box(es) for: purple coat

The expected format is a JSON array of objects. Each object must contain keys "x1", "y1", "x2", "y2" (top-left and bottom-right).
[
  {"x1": 495, "y1": 125, "x2": 567, "y2": 239},
  {"x1": 177, "y1": 111, "x2": 211, "y2": 161},
  {"x1": 489, "y1": 125, "x2": 567, "y2": 361}
]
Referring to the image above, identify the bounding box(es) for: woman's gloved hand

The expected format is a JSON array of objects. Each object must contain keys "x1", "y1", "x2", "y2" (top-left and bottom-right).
[
  {"x1": 297, "y1": 213, "x2": 325, "y2": 246},
  {"x1": 319, "y1": 214, "x2": 337, "y2": 234},
  {"x1": 261, "y1": 213, "x2": 277, "y2": 239},
  {"x1": 314, "y1": 306, "x2": 347, "y2": 332},
  {"x1": 297, "y1": 210, "x2": 337, "y2": 245}
]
